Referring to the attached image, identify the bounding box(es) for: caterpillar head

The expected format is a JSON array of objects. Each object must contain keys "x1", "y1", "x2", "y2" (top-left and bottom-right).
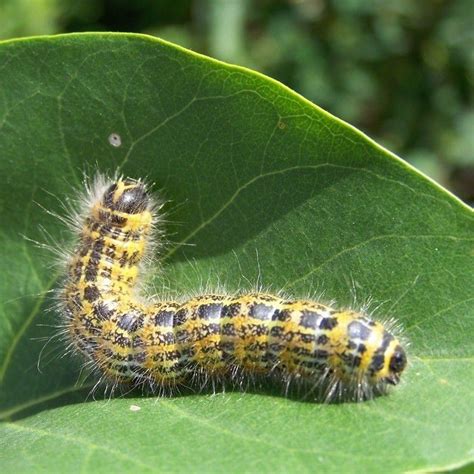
[
  {"x1": 332, "y1": 313, "x2": 407, "y2": 398},
  {"x1": 91, "y1": 178, "x2": 154, "y2": 231},
  {"x1": 102, "y1": 179, "x2": 149, "y2": 215},
  {"x1": 360, "y1": 320, "x2": 406, "y2": 389},
  {"x1": 384, "y1": 344, "x2": 407, "y2": 386}
]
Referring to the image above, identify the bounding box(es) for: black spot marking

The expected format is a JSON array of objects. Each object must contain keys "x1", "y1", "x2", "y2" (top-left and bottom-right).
[
  {"x1": 221, "y1": 324, "x2": 236, "y2": 336},
  {"x1": 111, "y1": 214, "x2": 127, "y2": 226},
  {"x1": 319, "y1": 317, "x2": 338, "y2": 330},
  {"x1": 207, "y1": 323, "x2": 221, "y2": 335},
  {"x1": 118, "y1": 312, "x2": 142, "y2": 332},
  {"x1": 313, "y1": 350, "x2": 329, "y2": 359},
  {"x1": 102, "y1": 348, "x2": 114, "y2": 358},
  {"x1": 272, "y1": 309, "x2": 291, "y2": 322},
  {"x1": 84, "y1": 285, "x2": 100, "y2": 302},
  {"x1": 133, "y1": 337, "x2": 144, "y2": 348},
  {"x1": 119, "y1": 251, "x2": 129, "y2": 267},
  {"x1": 85, "y1": 265, "x2": 98, "y2": 282},
  {"x1": 129, "y1": 251, "x2": 140, "y2": 265},
  {"x1": 99, "y1": 223, "x2": 113, "y2": 236},
  {"x1": 94, "y1": 301, "x2": 114, "y2": 321},
  {"x1": 154, "y1": 310, "x2": 174, "y2": 327},
  {"x1": 258, "y1": 294, "x2": 279, "y2": 302},
  {"x1": 79, "y1": 239, "x2": 92, "y2": 257},
  {"x1": 357, "y1": 343, "x2": 367, "y2": 354},
  {"x1": 209, "y1": 295, "x2": 224, "y2": 302},
  {"x1": 348, "y1": 320, "x2": 372, "y2": 340},
  {"x1": 222, "y1": 303, "x2": 241, "y2": 318},
  {"x1": 114, "y1": 365, "x2": 129, "y2": 375},
  {"x1": 103, "y1": 183, "x2": 117, "y2": 208},
  {"x1": 347, "y1": 340, "x2": 357, "y2": 350},
  {"x1": 113, "y1": 333, "x2": 131, "y2": 347},
  {"x1": 300, "y1": 311, "x2": 320, "y2": 329},
  {"x1": 197, "y1": 303, "x2": 222, "y2": 320},
  {"x1": 343, "y1": 354, "x2": 362, "y2": 368},
  {"x1": 300, "y1": 333, "x2": 315, "y2": 344},
  {"x1": 292, "y1": 346, "x2": 311, "y2": 357},
  {"x1": 270, "y1": 326, "x2": 284, "y2": 338},
  {"x1": 250, "y1": 303, "x2": 275, "y2": 320},
  {"x1": 381, "y1": 331, "x2": 395, "y2": 350},
  {"x1": 175, "y1": 329, "x2": 188, "y2": 343},
  {"x1": 370, "y1": 353, "x2": 385, "y2": 373},
  {"x1": 90, "y1": 239, "x2": 105, "y2": 264},
  {"x1": 105, "y1": 246, "x2": 115, "y2": 258},
  {"x1": 100, "y1": 267, "x2": 112, "y2": 279},
  {"x1": 159, "y1": 332, "x2": 175, "y2": 345},
  {"x1": 173, "y1": 309, "x2": 188, "y2": 326},
  {"x1": 317, "y1": 335, "x2": 329, "y2": 345},
  {"x1": 131, "y1": 351, "x2": 147, "y2": 365},
  {"x1": 72, "y1": 261, "x2": 83, "y2": 282},
  {"x1": 248, "y1": 323, "x2": 268, "y2": 337},
  {"x1": 268, "y1": 342, "x2": 284, "y2": 353}
]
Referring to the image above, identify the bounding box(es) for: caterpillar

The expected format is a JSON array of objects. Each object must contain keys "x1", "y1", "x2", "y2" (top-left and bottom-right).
[{"x1": 59, "y1": 175, "x2": 407, "y2": 402}]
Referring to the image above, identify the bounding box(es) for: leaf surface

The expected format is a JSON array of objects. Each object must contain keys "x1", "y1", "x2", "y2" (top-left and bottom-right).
[{"x1": 0, "y1": 33, "x2": 472, "y2": 473}]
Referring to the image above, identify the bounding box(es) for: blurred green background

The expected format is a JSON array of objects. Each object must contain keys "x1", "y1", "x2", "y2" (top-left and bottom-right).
[{"x1": 1, "y1": 0, "x2": 472, "y2": 203}]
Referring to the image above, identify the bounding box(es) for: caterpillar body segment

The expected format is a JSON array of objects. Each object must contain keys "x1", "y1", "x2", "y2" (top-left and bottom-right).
[{"x1": 61, "y1": 177, "x2": 407, "y2": 402}]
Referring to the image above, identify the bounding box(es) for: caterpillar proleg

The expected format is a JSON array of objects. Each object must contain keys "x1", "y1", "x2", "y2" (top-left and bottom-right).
[{"x1": 60, "y1": 175, "x2": 407, "y2": 402}]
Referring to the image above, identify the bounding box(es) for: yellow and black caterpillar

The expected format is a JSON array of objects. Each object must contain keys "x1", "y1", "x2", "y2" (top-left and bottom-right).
[{"x1": 61, "y1": 177, "x2": 407, "y2": 402}]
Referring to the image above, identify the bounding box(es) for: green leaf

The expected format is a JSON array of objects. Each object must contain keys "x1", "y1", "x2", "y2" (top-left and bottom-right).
[{"x1": 0, "y1": 33, "x2": 472, "y2": 473}]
